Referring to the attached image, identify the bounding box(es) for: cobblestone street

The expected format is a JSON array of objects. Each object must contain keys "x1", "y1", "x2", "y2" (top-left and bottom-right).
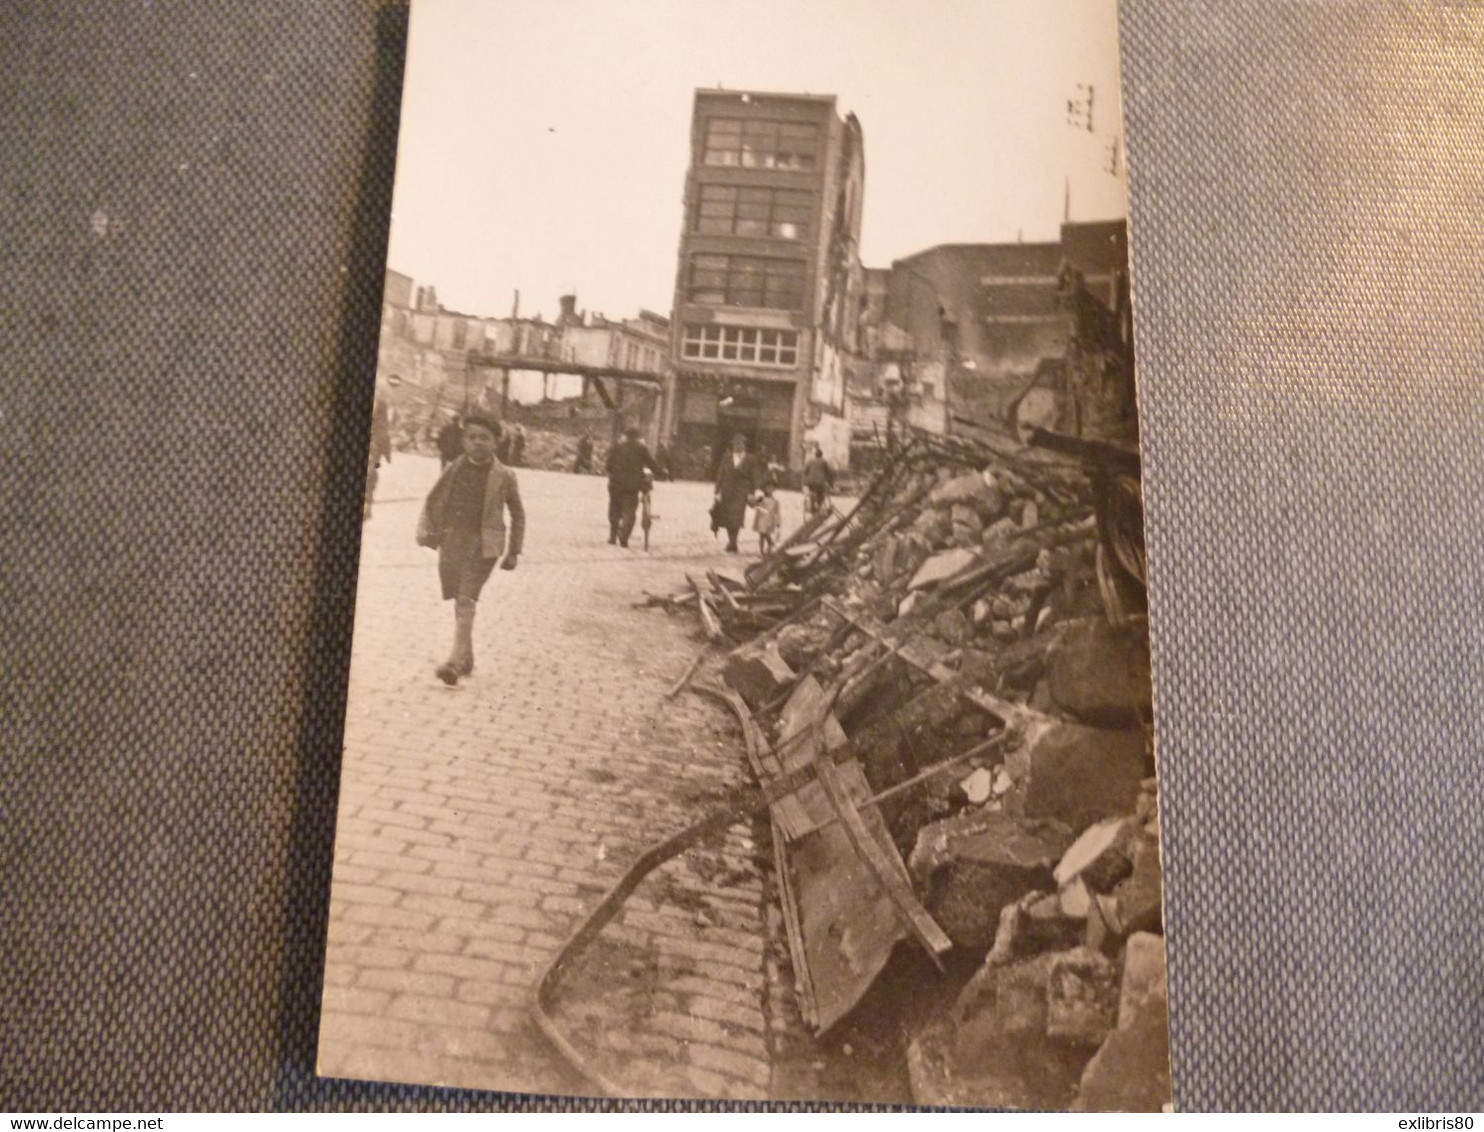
[{"x1": 318, "y1": 452, "x2": 809, "y2": 1100}]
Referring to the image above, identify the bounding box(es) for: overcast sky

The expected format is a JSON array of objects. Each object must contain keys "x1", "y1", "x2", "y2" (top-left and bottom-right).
[{"x1": 386, "y1": 0, "x2": 1126, "y2": 321}]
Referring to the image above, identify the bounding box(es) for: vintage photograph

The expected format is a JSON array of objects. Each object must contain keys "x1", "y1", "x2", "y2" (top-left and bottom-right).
[{"x1": 322, "y1": 0, "x2": 1168, "y2": 1107}]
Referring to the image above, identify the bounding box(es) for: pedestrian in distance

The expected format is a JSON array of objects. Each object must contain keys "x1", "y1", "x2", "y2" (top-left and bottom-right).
[
  {"x1": 713, "y1": 433, "x2": 761, "y2": 554},
  {"x1": 653, "y1": 441, "x2": 674, "y2": 482},
  {"x1": 416, "y1": 412, "x2": 524, "y2": 687},
  {"x1": 605, "y1": 425, "x2": 655, "y2": 548},
  {"x1": 364, "y1": 395, "x2": 393, "y2": 521},
  {"x1": 510, "y1": 424, "x2": 526, "y2": 467},
  {"x1": 436, "y1": 414, "x2": 463, "y2": 468},
  {"x1": 803, "y1": 444, "x2": 834, "y2": 516},
  {"x1": 752, "y1": 480, "x2": 781, "y2": 558},
  {"x1": 573, "y1": 431, "x2": 594, "y2": 475}
]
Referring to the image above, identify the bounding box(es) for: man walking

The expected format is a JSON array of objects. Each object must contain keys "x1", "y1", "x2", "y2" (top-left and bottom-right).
[
  {"x1": 605, "y1": 425, "x2": 655, "y2": 548},
  {"x1": 713, "y1": 433, "x2": 761, "y2": 553},
  {"x1": 803, "y1": 444, "x2": 834, "y2": 515}
]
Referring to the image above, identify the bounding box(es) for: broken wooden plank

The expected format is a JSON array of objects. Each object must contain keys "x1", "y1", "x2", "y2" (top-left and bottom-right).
[
  {"x1": 638, "y1": 588, "x2": 696, "y2": 609},
  {"x1": 693, "y1": 680, "x2": 796, "y2": 820},
  {"x1": 707, "y1": 570, "x2": 743, "y2": 614},
  {"x1": 688, "y1": 680, "x2": 899, "y2": 1032},
  {"x1": 770, "y1": 814, "x2": 817, "y2": 1028},
  {"x1": 771, "y1": 677, "x2": 855, "y2": 839},
  {"x1": 689, "y1": 575, "x2": 725, "y2": 644},
  {"x1": 802, "y1": 679, "x2": 954, "y2": 966},
  {"x1": 664, "y1": 648, "x2": 709, "y2": 700},
  {"x1": 766, "y1": 678, "x2": 911, "y2": 1033},
  {"x1": 708, "y1": 569, "x2": 749, "y2": 592},
  {"x1": 781, "y1": 818, "x2": 904, "y2": 1034}
]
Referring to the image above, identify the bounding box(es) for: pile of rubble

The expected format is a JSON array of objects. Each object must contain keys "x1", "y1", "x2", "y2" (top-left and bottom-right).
[
  {"x1": 664, "y1": 427, "x2": 1168, "y2": 1110},
  {"x1": 512, "y1": 426, "x2": 609, "y2": 475},
  {"x1": 905, "y1": 789, "x2": 1168, "y2": 1110}
]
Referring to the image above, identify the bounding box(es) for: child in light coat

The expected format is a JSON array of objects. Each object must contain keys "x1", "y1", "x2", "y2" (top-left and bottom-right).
[{"x1": 752, "y1": 482, "x2": 782, "y2": 557}]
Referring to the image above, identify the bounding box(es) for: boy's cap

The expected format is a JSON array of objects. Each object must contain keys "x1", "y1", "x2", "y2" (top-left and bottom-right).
[{"x1": 462, "y1": 412, "x2": 502, "y2": 437}]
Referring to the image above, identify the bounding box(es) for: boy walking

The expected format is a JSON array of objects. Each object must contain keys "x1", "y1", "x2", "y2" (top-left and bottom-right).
[{"x1": 416, "y1": 413, "x2": 524, "y2": 687}]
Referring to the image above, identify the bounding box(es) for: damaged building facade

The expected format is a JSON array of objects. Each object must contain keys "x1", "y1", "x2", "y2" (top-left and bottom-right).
[
  {"x1": 374, "y1": 275, "x2": 673, "y2": 464},
  {"x1": 848, "y1": 220, "x2": 1134, "y2": 470},
  {"x1": 658, "y1": 88, "x2": 1133, "y2": 479},
  {"x1": 664, "y1": 90, "x2": 865, "y2": 478}
]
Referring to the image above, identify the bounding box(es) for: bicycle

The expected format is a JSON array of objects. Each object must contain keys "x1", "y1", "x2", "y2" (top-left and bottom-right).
[
  {"x1": 803, "y1": 483, "x2": 832, "y2": 518},
  {"x1": 640, "y1": 470, "x2": 655, "y2": 551}
]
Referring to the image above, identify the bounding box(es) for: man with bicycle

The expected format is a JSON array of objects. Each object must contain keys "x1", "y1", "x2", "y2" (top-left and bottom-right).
[
  {"x1": 802, "y1": 444, "x2": 834, "y2": 516},
  {"x1": 605, "y1": 425, "x2": 656, "y2": 548}
]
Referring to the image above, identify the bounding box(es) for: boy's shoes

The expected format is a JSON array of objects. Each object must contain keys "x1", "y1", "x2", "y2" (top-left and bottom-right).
[{"x1": 435, "y1": 662, "x2": 460, "y2": 687}]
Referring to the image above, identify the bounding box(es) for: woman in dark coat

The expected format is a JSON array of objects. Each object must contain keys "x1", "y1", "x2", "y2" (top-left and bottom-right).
[{"x1": 712, "y1": 433, "x2": 760, "y2": 553}]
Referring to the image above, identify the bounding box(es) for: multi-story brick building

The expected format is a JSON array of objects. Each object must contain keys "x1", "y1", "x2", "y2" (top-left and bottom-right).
[{"x1": 664, "y1": 89, "x2": 865, "y2": 476}]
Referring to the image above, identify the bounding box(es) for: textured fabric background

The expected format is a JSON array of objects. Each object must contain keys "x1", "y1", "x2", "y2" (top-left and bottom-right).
[
  {"x1": 1121, "y1": 0, "x2": 1484, "y2": 1112},
  {"x1": 2, "y1": 0, "x2": 1480, "y2": 1112}
]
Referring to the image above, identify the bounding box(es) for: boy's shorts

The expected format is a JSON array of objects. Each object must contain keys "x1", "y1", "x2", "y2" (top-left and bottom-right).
[{"x1": 437, "y1": 528, "x2": 498, "y2": 602}]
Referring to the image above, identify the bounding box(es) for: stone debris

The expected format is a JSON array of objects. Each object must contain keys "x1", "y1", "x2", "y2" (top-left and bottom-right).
[
  {"x1": 1005, "y1": 722, "x2": 1148, "y2": 833},
  {"x1": 1053, "y1": 816, "x2": 1135, "y2": 891},
  {"x1": 908, "y1": 548, "x2": 981, "y2": 591},
  {"x1": 1045, "y1": 947, "x2": 1120, "y2": 1047},
  {"x1": 630, "y1": 425, "x2": 1163, "y2": 1109},
  {"x1": 1046, "y1": 619, "x2": 1153, "y2": 727},
  {"x1": 960, "y1": 767, "x2": 994, "y2": 805},
  {"x1": 1117, "y1": 932, "x2": 1168, "y2": 1029},
  {"x1": 1111, "y1": 829, "x2": 1164, "y2": 937},
  {"x1": 909, "y1": 811, "x2": 1075, "y2": 949},
  {"x1": 1072, "y1": 996, "x2": 1172, "y2": 1113}
]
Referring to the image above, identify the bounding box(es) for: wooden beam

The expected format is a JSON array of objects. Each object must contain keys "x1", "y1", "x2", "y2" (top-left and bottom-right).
[{"x1": 467, "y1": 352, "x2": 665, "y2": 389}]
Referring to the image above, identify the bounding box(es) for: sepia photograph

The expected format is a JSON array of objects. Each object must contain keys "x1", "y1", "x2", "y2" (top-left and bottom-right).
[{"x1": 322, "y1": 0, "x2": 1168, "y2": 1107}]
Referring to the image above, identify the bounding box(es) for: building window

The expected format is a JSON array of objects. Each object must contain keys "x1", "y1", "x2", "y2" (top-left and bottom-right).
[
  {"x1": 694, "y1": 185, "x2": 812, "y2": 240},
  {"x1": 703, "y1": 118, "x2": 819, "y2": 170},
  {"x1": 452, "y1": 320, "x2": 468, "y2": 349},
  {"x1": 681, "y1": 325, "x2": 800, "y2": 368},
  {"x1": 687, "y1": 254, "x2": 806, "y2": 311}
]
